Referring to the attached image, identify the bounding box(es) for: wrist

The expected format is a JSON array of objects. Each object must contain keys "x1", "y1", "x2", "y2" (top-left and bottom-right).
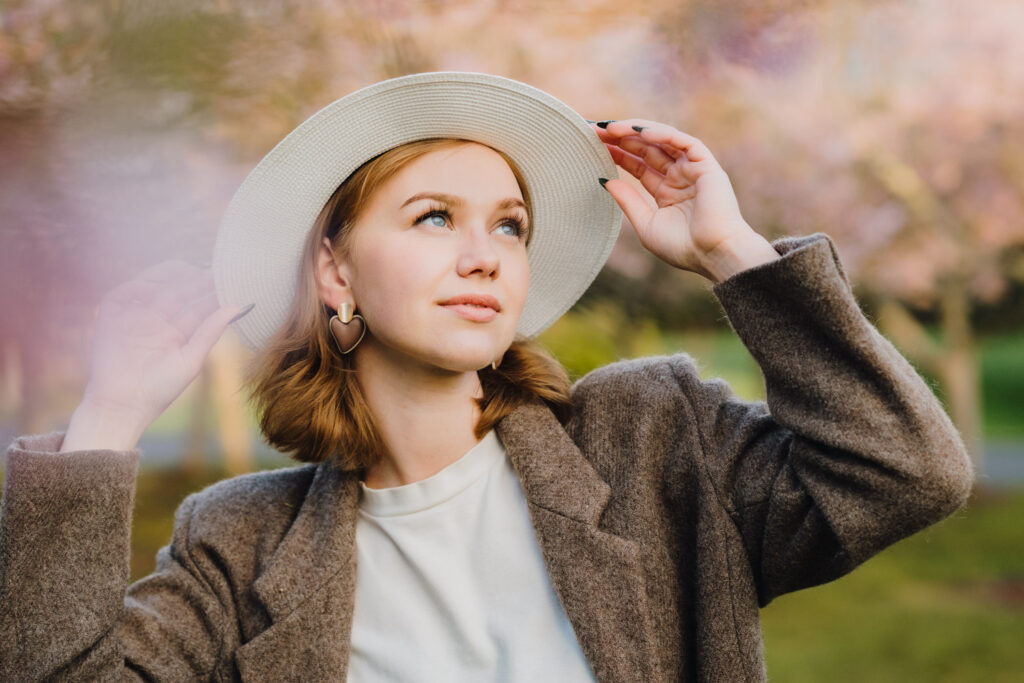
[
  {"x1": 702, "y1": 230, "x2": 780, "y2": 283},
  {"x1": 60, "y1": 399, "x2": 150, "y2": 452}
]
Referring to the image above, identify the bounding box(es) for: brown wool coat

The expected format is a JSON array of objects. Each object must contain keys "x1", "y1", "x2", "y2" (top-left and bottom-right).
[{"x1": 0, "y1": 235, "x2": 974, "y2": 682}]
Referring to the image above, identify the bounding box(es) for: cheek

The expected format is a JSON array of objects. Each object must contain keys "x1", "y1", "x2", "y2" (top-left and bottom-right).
[
  {"x1": 351, "y1": 241, "x2": 437, "y2": 323},
  {"x1": 507, "y1": 255, "x2": 531, "y2": 313}
]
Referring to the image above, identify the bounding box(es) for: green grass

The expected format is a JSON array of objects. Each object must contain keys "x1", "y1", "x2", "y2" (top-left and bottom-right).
[
  {"x1": 980, "y1": 332, "x2": 1024, "y2": 438},
  {"x1": 760, "y1": 489, "x2": 1024, "y2": 681}
]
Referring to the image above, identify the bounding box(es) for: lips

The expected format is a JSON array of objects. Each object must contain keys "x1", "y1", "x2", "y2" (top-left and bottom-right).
[
  {"x1": 439, "y1": 294, "x2": 501, "y2": 323},
  {"x1": 438, "y1": 294, "x2": 501, "y2": 311}
]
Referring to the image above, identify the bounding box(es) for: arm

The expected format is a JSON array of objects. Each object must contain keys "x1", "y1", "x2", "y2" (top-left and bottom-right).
[
  {"x1": 681, "y1": 233, "x2": 972, "y2": 603},
  {"x1": 592, "y1": 118, "x2": 972, "y2": 604},
  {"x1": 0, "y1": 261, "x2": 250, "y2": 679},
  {"x1": 0, "y1": 435, "x2": 229, "y2": 680}
]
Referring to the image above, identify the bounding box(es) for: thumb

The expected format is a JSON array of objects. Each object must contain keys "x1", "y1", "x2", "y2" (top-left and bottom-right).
[
  {"x1": 601, "y1": 178, "x2": 653, "y2": 239},
  {"x1": 182, "y1": 303, "x2": 254, "y2": 368}
]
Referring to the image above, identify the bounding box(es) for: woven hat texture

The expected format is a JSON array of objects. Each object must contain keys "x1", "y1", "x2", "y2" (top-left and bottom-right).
[{"x1": 213, "y1": 71, "x2": 621, "y2": 350}]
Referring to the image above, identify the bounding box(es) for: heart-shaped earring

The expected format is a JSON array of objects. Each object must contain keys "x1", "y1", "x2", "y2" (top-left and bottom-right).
[{"x1": 329, "y1": 302, "x2": 366, "y2": 354}]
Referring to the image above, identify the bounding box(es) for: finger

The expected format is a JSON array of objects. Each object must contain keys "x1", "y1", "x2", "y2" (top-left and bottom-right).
[
  {"x1": 599, "y1": 119, "x2": 716, "y2": 163},
  {"x1": 136, "y1": 259, "x2": 206, "y2": 283},
  {"x1": 606, "y1": 134, "x2": 677, "y2": 175},
  {"x1": 105, "y1": 261, "x2": 210, "y2": 309},
  {"x1": 598, "y1": 125, "x2": 721, "y2": 189},
  {"x1": 141, "y1": 261, "x2": 212, "y2": 298},
  {"x1": 170, "y1": 289, "x2": 221, "y2": 339},
  {"x1": 595, "y1": 126, "x2": 689, "y2": 179},
  {"x1": 181, "y1": 304, "x2": 251, "y2": 371},
  {"x1": 105, "y1": 278, "x2": 164, "y2": 306},
  {"x1": 107, "y1": 266, "x2": 215, "y2": 324},
  {"x1": 633, "y1": 125, "x2": 716, "y2": 164},
  {"x1": 151, "y1": 270, "x2": 216, "y2": 322},
  {"x1": 614, "y1": 144, "x2": 708, "y2": 192},
  {"x1": 601, "y1": 178, "x2": 654, "y2": 239},
  {"x1": 605, "y1": 144, "x2": 670, "y2": 200}
]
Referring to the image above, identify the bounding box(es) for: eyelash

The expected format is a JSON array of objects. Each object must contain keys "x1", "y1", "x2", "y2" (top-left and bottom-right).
[{"x1": 414, "y1": 203, "x2": 527, "y2": 239}]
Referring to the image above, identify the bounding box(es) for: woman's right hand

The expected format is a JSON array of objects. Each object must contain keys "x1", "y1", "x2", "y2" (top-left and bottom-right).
[{"x1": 61, "y1": 261, "x2": 252, "y2": 452}]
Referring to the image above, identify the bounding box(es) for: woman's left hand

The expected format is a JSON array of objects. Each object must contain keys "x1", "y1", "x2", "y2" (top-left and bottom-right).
[{"x1": 593, "y1": 119, "x2": 779, "y2": 283}]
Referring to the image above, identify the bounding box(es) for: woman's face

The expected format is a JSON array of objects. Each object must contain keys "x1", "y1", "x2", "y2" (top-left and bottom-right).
[{"x1": 328, "y1": 142, "x2": 531, "y2": 373}]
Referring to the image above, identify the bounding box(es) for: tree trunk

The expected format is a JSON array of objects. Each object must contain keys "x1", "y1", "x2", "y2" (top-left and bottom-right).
[
  {"x1": 937, "y1": 281, "x2": 985, "y2": 476},
  {"x1": 209, "y1": 336, "x2": 253, "y2": 476},
  {"x1": 877, "y1": 292, "x2": 984, "y2": 477},
  {"x1": 182, "y1": 368, "x2": 211, "y2": 478}
]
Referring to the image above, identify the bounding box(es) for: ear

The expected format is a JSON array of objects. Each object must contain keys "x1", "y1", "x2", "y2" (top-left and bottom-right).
[{"x1": 315, "y1": 236, "x2": 354, "y2": 310}]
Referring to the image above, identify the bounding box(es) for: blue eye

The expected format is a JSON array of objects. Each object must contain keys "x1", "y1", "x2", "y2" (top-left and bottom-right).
[
  {"x1": 415, "y1": 204, "x2": 527, "y2": 241},
  {"x1": 415, "y1": 207, "x2": 451, "y2": 229},
  {"x1": 496, "y1": 216, "x2": 527, "y2": 239}
]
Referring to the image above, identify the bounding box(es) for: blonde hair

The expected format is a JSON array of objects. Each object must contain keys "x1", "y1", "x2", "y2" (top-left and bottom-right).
[{"x1": 247, "y1": 138, "x2": 572, "y2": 471}]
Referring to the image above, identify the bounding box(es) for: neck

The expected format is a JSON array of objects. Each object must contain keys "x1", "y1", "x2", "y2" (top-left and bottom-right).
[{"x1": 353, "y1": 340, "x2": 486, "y2": 489}]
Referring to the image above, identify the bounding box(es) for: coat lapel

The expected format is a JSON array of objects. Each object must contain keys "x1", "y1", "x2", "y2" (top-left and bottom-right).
[
  {"x1": 235, "y1": 459, "x2": 361, "y2": 680},
  {"x1": 236, "y1": 401, "x2": 658, "y2": 682},
  {"x1": 497, "y1": 401, "x2": 660, "y2": 682}
]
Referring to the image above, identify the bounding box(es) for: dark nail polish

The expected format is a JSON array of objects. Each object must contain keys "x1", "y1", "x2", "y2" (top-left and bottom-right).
[
  {"x1": 632, "y1": 125, "x2": 646, "y2": 133},
  {"x1": 230, "y1": 303, "x2": 256, "y2": 324},
  {"x1": 598, "y1": 178, "x2": 609, "y2": 188},
  {"x1": 584, "y1": 119, "x2": 597, "y2": 124},
  {"x1": 596, "y1": 120, "x2": 615, "y2": 129}
]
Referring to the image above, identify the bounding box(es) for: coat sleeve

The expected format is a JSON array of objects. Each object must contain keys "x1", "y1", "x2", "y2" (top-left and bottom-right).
[
  {"x1": 0, "y1": 433, "x2": 229, "y2": 681},
  {"x1": 673, "y1": 233, "x2": 974, "y2": 606}
]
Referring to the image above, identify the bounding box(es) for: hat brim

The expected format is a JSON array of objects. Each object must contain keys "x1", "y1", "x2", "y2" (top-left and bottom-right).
[{"x1": 213, "y1": 71, "x2": 621, "y2": 351}]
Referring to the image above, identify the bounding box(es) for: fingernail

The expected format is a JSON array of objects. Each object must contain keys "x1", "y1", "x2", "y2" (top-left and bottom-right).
[
  {"x1": 596, "y1": 120, "x2": 615, "y2": 129},
  {"x1": 632, "y1": 125, "x2": 646, "y2": 133},
  {"x1": 230, "y1": 303, "x2": 255, "y2": 324},
  {"x1": 584, "y1": 119, "x2": 598, "y2": 124},
  {"x1": 598, "y1": 178, "x2": 609, "y2": 188}
]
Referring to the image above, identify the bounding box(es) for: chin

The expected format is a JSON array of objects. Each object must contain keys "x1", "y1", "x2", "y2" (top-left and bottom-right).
[
  {"x1": 427, "y1": 335, "x2": 509, "y2": 372},
  {"x1": 370, "y1": 320, "x2": 518, "y2": 372},
  {"x1": 429, "y1": 348, "x2": 499, "y2": 373}
]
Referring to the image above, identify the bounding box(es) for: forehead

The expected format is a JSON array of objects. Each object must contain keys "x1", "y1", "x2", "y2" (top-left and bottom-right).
[{"x1": 380, "y1": 142, "x2": 523, "y2": 199}]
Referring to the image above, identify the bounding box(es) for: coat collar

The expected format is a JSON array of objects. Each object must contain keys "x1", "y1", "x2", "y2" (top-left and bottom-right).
[{"x1": 236, "y1": 401, "x2": 659, "y2": 682}]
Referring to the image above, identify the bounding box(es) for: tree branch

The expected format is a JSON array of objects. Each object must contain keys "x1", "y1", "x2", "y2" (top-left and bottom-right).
[{"x1": 876, "y1": 298, "x2": 944, "y2": 374}]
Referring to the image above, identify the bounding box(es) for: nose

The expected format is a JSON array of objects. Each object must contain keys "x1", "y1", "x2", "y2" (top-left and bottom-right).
[{"x1": 455, "y1": 228, "x2": 500, "y2": 279}]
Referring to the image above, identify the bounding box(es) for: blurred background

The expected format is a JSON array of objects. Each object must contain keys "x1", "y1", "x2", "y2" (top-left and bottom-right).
[{"x1": 1, "y1": 0, "x2": 1022, "y2": 679}]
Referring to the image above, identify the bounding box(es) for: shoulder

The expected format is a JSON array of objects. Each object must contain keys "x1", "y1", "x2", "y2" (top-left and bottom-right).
[
  {"x1": 564, "y1": 354, "x2": 726, "y2": 490},
  {"x1": 567, "y1": 352, "x2": 748, "y2": 444},
  {"x1": 570, "y1": 352, "x2": 705, "y2": 408},
  {"x1": 175, "y1": 463, "x2": 319, "y2": 544}
]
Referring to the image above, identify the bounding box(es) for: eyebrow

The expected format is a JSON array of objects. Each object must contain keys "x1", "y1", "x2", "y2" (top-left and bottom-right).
[{"x1": 400, "y1": 192, "x2": 527, "y2": 212}]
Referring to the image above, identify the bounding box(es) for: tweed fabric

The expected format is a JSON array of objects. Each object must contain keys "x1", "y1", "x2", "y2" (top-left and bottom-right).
[{"x1": 0, "y1": 234, "x2": 973, "y2": 682}]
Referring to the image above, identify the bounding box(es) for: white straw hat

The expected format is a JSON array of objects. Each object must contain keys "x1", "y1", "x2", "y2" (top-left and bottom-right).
[{"x1": 213, "y1": 71, "x2": 621, "y2": 351}]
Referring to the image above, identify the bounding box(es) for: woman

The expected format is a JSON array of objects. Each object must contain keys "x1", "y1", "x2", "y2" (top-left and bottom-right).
[{"x1": 1, "y1": 72, "x2": 973, "y2": 681}]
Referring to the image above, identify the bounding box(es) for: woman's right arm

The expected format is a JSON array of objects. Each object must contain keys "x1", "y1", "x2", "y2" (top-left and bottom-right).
[
  {"x1": 0, "y1": 261, "x2": 250, "y2": 680},
  {"x1": 1, "y1": 437, "x2": 230, "y2": 680}
]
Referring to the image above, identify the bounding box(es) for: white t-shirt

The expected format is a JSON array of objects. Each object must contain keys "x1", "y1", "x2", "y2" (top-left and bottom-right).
[{"x1": 347, "y1": 429, "x2": 598, "y2": 682}]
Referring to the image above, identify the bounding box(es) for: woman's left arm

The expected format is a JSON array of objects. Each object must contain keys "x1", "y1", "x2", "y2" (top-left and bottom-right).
[{"x1": 595, "y1": 119, "x2": 975, "y2": 602}]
